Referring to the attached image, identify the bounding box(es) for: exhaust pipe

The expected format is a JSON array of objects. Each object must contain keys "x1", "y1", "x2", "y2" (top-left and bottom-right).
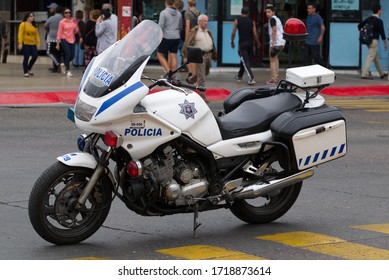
[{"x1": 230, "y1": 168, "x2": 314, "y2": 200}]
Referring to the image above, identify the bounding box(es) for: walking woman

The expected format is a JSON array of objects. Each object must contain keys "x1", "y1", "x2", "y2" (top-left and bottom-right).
[
  {"x1": 18, "y1": 12, "x2": 40, "y2": 77},
  {"x1": 56, "y1": 8, "x2": 78, "y2": 77},
  {"x1": 82, "y1": 9, "x2": 100, "y2": 68}
]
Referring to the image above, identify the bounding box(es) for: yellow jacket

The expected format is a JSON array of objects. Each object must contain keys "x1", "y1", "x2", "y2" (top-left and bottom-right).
[{"x1": 18, "y1": 22, "x2": 40, "y2": 46}]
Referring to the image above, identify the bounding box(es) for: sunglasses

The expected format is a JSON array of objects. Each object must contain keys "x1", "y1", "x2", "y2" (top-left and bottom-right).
[{"x1": 64, "y1": 11, "x2": 71, "y2": 14}]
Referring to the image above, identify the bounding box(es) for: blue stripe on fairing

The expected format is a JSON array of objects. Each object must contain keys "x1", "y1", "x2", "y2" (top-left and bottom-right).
[
  {"x1": 313, "y1": 152, "x2": 320, "y2": 163},
  {"x1": 321, "y1": 149, "x2": 328, "y2": 160},
  {"x1": 330, "y1": 146, "x2": 337, "y2": 157},
  {"x1": 304, "y1": 156, "x2": 311, "y2": 166},
  {"x1": 338, "y1": 143, "x2": 345, "y2": 154},
  {"x1": 95, "y1": 81, "x2": 144, "y2": 116}
]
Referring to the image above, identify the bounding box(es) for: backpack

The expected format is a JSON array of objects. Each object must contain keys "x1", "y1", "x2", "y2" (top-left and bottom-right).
[
  {"x1": 180, "y1": 10, "x2": 200, "y2": 39},
  {"x1": 359, "y1": 17, "x2": 374, "y2": 45}
]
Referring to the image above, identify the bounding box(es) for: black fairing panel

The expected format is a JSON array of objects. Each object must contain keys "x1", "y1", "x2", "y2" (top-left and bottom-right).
[{"x1": 216, "y1": 92, "x2": 302, "y2": 140}]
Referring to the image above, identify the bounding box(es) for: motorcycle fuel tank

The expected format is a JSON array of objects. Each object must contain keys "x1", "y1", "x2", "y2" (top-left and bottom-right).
[{"x1": 141, "y1": 89, "x2": 222, "y2": 146}]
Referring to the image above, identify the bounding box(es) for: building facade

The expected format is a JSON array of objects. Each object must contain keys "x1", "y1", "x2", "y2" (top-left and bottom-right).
[{"x1": 0, "y1": 0, "x2": 387, "y2": 70}]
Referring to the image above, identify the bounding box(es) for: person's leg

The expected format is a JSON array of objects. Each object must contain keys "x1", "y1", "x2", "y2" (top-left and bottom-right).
[
  {"x1": 362, "y1": 40, "x2": 378, "y2": 77},
  {"x1": 237, "y1": 49, "x2": 244, "y2": 79},
  {"x1": 371, "y1": 41, "x2": 385, "y2": 76},
  {"x1": 47, "y1": 42, "x2": 59, "y2": 71},
  {"x1": 157, "y1": 38, "x2": 170, "y2": 73},
  {"x1": 269, "y1": 48, "x2": 277, "y2": 82},
  {"x1": 69, "y1": 43, "x2": 75, "y2": 65},
  {"x1": 157, "y1": 51, "x2": 169, "y2": 73},
  {"x1": 73, "y1": 43, "x2": 79, "y2": 66},
  {"x1": 22, "y1": 45, "x2": 30, "y2": 75},
  {"x1": 61, "y1": 39, "x2": 71, "y2": 71},
  {"x1": 196, "y1": 58, "x2": 205, "y2": 86},
  {"x1": 168, "y1": 53, "x2": 177, "y2": 71},
  {"x1": 28, "y1": 45, "x2": 38, "y2": 73},
  {"x1": 304, "y1": 44, "x2": 311, "y2": 66},
  {"x1": 196, "y1": 58, "x2": 208, "y2": 100},
  {"x1": 168, "y1": 39, "x2": 179, "y2": 71},
  {"x1": 240, "y1": 46, "x2": 254, "y2": 81},
  {"x1": 311, "y1": 44, "x2": 325, "y2": 66}
]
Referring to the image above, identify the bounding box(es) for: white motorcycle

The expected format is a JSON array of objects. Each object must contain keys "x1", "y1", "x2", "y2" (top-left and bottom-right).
[{"x1": 28, "y1": 20, "x2": 347, "y2": 245}]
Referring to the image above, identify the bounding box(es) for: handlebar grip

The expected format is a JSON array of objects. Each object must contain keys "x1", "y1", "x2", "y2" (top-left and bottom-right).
[{"x1": 171, "y1": 79, "x2": 206, "y2": 92}]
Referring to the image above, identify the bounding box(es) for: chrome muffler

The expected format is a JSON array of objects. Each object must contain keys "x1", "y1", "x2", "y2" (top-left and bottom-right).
[{"x1": 228, "y1": 168, "x2": 314, "y2": 200}]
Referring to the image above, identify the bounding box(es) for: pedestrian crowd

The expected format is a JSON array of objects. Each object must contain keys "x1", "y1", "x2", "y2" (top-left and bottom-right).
[
  {"x1": 17, "y1": 2, "x2": 117, "y2": 78},
  {"x1": 10, "y1": 1, "x2": 388, "y2": 97}
]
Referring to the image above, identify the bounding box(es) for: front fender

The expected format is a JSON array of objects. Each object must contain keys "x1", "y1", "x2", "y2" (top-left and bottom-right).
[{"x1": 57, "y1": 152, "x2": 97, "y2": 169}]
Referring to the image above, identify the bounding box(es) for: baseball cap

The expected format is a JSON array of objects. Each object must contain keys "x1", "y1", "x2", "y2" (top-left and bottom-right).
[{"x1": 47, "y1": 3, "x2": 58, "y2": 9}]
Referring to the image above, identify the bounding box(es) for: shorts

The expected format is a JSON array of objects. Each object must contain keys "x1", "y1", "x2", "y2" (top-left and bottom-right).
[{"x1": 157, "y1": 38, "x2": 180, "y2": 54}]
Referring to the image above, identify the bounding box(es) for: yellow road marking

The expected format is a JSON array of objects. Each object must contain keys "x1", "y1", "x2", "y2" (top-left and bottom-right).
[
  {"x1": 257, "y1": 231, "x2": 389, "y2": 260},
  {"x1": 351, "y1": 224, "x2": 389, "y2": 235},
  {"x1": 156, "y1": 245, "x2": 266, "y2": 260}
]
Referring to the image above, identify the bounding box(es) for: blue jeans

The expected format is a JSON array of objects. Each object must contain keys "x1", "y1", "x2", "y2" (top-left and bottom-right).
[
  {"x1": 22, "y1": 44, "x2": 38, "y2": 74},
  {"x1": 73, "y1": 42, "x2": 85, "y2": 66},
  {"x1": 60, "y1": 39, "x2": 75, "y2": 70}
]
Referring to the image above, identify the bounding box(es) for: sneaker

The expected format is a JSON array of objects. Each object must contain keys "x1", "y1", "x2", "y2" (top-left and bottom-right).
[
  {"x1": 235, "y1": 75, "x2": 242, "y2": 83},
  {"x1": 248, "y1": 79, "x2": 256, "y2": 85},
  {"x1": 28, "y1": 70, "x2": 34, "y2": 76},
  {"x1": 60, "y1": 63, "x2": 66, "y2": 75},
  {"x1": 24, "y1": 73, "x2": 29, "y2": 77},
  {"x1": 380, "y1": 73, "x2": 388, "y2": 79},
  {"x1": 266, "y1": 79, "x2": 277, "y2": 85},
  {"x1": 66, "y1": 71, "x2": 73, "y2": 77}
]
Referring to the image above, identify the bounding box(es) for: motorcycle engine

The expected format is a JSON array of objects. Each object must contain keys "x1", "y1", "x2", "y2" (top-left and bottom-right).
[{"x1": 141, "y1": 145, "x2": 208, "y2": 206}]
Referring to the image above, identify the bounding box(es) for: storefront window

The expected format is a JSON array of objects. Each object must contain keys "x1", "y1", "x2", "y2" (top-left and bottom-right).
[{"x1": 330, "y1": 0, "x2": 360, "y2": 21}]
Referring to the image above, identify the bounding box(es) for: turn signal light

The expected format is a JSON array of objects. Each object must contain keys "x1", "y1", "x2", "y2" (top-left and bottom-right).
[
  {"x1": 103, "y1": 131, "x2": 123, "y2": 148},
  {"x1": 127, "y1": 160, "x2": 142, "y2": 177}
]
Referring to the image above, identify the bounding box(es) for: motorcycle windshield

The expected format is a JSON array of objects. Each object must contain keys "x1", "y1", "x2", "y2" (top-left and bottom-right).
[{"x1": 83, "y1": 20, "x2": 163, "y2": 98}]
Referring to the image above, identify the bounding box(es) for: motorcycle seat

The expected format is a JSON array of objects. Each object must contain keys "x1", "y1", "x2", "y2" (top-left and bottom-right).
[{"x1": 215, "y1": 92, "x2": 302, "y2": 140}]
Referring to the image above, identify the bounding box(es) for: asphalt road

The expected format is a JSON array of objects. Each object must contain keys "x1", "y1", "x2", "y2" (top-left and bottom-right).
[{"x1": 1, "y1": 99, "x2": 389, "y2": 260}]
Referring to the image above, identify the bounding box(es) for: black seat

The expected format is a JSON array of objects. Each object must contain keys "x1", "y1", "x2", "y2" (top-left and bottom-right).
[{"x1": 216, "y1": 92, "x2": 302, "y2": 140}]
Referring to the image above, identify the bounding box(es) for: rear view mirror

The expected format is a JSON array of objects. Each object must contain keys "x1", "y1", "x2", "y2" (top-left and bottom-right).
[{"x1": 187, "y1": 47, "x2": 203, "y2": 64}]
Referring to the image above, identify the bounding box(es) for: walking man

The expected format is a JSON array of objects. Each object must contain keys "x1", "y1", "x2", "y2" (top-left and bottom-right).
[
  {"x1": 157, "y1": 0, "x2": 182, "y2": 77},
  {"x1": 265, "y1": 5, "x2": 285, "y2": 85},
  {"x1": 183, "y1": 14, "x2": 217, "y2": 102},
  {"x1": 304, "y1": 3, "x2": 325, "y2": 66},
  {"x1": 359, "y1": 4, "x2": 387, "y2": 80},
  {"x1": 230, "y1": 6, "x2": 261, "y2": 85},
  {"x1": 44, "y1": 3, "x2": 63, "y2": 72}
]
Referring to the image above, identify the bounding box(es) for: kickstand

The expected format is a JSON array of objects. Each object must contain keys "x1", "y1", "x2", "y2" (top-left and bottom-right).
[{"x1": 193, "y1": 203, "x2": 202, "y2": 238}]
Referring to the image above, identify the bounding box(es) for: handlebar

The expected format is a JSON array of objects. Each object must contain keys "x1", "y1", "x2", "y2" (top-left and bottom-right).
[
  {"x1": 170, "y1": 78, "x2": 206, "y2": 92},
  {"x1": 149, "y1": 78, "x2": 206, "y2": 93}
]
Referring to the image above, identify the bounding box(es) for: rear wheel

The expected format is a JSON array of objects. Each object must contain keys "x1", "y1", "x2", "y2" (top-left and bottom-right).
[
  {"x1": 28, "y1": 162, "x2": 113, "y2": 245},
  {"x1": 230, "y1": 182, "x2": 302, "y2": 224}
]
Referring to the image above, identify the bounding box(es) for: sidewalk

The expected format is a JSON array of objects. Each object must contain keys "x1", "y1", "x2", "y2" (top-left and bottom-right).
[{"x1": 1, "y1": 62, "x2": 388, "y2": 106}]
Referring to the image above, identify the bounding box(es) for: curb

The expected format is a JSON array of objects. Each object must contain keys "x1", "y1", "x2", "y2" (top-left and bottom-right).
[{"x1": 1, "y1": 85, "x2": 389, "y2": 106}]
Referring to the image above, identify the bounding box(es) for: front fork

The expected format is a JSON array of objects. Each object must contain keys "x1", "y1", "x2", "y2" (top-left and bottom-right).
[{"x1": 75, "y1": 147, "x2": 113, "y2": 209}]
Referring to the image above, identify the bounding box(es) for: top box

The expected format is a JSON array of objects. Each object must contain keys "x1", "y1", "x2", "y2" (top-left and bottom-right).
[{"x1": 286, "y1": 64, "x2": 335, "y2": 87}]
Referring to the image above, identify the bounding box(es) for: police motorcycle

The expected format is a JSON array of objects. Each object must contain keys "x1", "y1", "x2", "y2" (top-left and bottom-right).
[{"x1": 28, "y1": 20, "x2": 347, "y2": 245}]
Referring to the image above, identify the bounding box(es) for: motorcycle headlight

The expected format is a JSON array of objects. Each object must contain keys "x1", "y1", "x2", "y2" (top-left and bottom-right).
[{"x1": 75, "y1": 97, "x2": 97, "y2": 122}]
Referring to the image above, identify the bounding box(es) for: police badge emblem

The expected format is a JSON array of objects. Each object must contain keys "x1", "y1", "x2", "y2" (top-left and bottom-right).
[{"x1": 179, "y1": 99, "x2": 198, "y2": 119}]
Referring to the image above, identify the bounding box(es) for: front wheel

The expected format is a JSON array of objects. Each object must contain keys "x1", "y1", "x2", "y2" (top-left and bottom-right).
[
  {"x1": 28, "y1": 162, "x2": 113, "y2": 245},
  {"x1": 230, "y1": 182, "x2": 302, "y2": 224}
]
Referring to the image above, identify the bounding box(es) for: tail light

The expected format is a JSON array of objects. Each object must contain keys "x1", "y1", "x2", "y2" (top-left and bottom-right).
[{"x1": 127, "y1": 160, "x2": 143, "y2": 177}]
